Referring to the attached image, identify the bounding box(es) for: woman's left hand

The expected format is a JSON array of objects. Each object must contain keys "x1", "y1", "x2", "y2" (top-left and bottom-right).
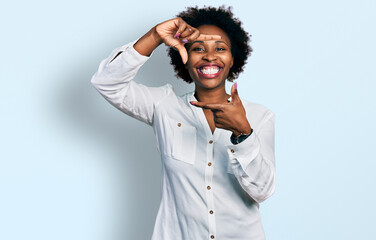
[{"x1": 190, "y1": 83, "x2": 252, "y2": 136}]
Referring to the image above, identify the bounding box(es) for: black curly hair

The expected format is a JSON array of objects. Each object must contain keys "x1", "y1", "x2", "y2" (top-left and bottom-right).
[{"x1": 168, "y1": 5, "x2": 252, "y2": 83}]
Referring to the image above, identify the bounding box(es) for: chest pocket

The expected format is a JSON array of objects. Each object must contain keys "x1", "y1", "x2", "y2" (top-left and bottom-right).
[{"x1": 169, "y1": 119, "x2": 197, "y2": 164}]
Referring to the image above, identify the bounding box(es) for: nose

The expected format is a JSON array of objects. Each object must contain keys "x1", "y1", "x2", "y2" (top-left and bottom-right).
[{"x1": 202, "y1": 51, "x2": 217, "y2": 61}]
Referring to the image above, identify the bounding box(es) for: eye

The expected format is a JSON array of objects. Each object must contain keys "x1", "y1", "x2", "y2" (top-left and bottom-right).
[
  {"x1": 216, "y1": 47, "x2": 226, "y2": 51},
  {"x1": 192, "y1": 47, "x2": 204, "y2": 52}
]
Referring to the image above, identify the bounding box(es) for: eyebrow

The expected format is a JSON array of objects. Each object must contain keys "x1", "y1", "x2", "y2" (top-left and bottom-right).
[
  {"x1": 192, "y1": 40, "x2": 227, "y2": 44},
  {"x1": 189, "y1": 41, "x2": 230, "y2": 47}
]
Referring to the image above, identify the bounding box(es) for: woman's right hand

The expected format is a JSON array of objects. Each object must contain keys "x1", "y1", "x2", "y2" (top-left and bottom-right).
[{"x1": 155, "y1": 18, "x2": 221, "y2": 64}]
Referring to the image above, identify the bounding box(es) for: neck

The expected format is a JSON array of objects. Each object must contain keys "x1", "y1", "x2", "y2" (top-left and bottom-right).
[{"x1": 194, "y1": 85, "x2": 230, "y2": 103}]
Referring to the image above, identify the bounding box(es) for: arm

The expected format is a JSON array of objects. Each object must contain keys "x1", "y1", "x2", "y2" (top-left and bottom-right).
[
  {"x1": 91, "y1": 19, "x2": 222, "y2": 124},
  {"x1": 226, "y1": 111, "x2": 275, "y2": 203},
  {"x1": 90, "y1": 39, "x2": 171, "y2": 125},
  {"x1": 190, "y1": 84, "x2": 276, "y2": 203}
]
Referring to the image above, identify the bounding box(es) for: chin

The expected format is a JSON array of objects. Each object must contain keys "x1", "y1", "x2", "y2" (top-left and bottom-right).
[{"x1": 196, "y1": 78, "x2": 226, "y2": 89}]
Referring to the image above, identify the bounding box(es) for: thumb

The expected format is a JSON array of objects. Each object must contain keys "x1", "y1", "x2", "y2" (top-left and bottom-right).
[
  {"x1": 174, "y1": 44, "x2": 188, "y2": 64},
  {"x1": 231, "y1": 82, "x2": 240, "y2": 102}
]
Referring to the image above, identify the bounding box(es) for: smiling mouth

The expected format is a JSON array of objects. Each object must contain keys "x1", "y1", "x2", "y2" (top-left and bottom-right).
[{"x1": 197, "y1": 66, "x2": 223, "y2": 78}]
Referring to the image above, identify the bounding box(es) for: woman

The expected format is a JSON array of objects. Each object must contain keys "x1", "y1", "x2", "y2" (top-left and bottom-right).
[{"x1": 91, "y1": 6, "x2": 275, "y2": 240}]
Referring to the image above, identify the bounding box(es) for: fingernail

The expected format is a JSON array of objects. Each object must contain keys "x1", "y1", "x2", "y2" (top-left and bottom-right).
[
  {"x1": 181, "y1": 39, "x2": 188, "y2": 43},
  {"x1": 234, "y1": 82, "x2": 237, "y2": 89},
  {"x1": 189, "y1": 101, "x2": 194, "y2": 105},
  {"x1": 174, "y1": 33, "x2": 181, "y2": 38}
]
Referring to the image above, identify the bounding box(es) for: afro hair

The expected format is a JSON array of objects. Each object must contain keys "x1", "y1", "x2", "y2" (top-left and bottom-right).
[{"x1": 168, "y1": 5, "x2": 252, "y2": 83}]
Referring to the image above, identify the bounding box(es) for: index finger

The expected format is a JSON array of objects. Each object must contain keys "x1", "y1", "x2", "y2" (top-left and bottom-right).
[
  {"x1": 190, "y1": 101, "x2": 224, "y2": 110},
  {"x1": 196, "y1": 34, "x2": 222, "y2": 41}
]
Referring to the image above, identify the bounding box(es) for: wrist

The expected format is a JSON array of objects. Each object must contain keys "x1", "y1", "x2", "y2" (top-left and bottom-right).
[
  {"x1": 151, "y1": 26, "x2": 163, "y2": 45},
  {"x1": 230, "y1": 128, "x2": 253, "y2": 145},
  {"x1": 134, "y1": 27, "x2": 162, "y2": 56},
  {"x1": 232, "y1": 124, "x2": 252, "y2": 137}
]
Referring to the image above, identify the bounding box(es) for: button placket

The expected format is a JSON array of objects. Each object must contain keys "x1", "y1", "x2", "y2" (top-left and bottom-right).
[
  {"x1": 190, "y1": 95, "x2": 218, "y2": 239},
  {"x1": 205, "y1": 137, "x2": 216, "y2": 239}
]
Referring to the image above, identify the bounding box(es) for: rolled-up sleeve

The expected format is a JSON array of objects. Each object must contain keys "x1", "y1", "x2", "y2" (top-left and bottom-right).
[{"x1": 227, "y1": 111, "x2": 275, "y2": 203}]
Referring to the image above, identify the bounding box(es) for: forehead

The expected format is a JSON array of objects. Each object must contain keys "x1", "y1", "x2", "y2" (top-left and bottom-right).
[{"x1": 196, "y1": 25, "x2": 231, "y2": 46}]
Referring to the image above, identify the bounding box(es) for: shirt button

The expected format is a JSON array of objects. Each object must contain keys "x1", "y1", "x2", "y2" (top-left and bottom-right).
[
  {"x1": 177, "y1": 123, "x2": 182, "y2": 127},
  {"x1": 207, "y1": 186, "x2": 211, "y2": 190},
  {"x1": 209, "y1": 210, "x2": 214, "y2": 214},
  {"x1": 231, "y1": 149, "x2": 235, "y2": 153},
  {"x1": 208, "y1": 162, "x2": 212, "y2": 166},
  {"x1": 210, "y1": 235, "x2": 215, "y2": 239},
  {"x1": 209, "y1": 140, "x2": 213, "y2": 144}
]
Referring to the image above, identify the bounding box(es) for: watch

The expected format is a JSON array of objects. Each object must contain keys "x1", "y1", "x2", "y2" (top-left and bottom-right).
[{"x1": 230, "y1": 128, "x2": 253, "y2": 145}]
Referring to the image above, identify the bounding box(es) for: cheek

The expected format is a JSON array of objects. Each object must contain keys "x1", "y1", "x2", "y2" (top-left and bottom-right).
[
  {"x1": 186, "y1": 64, "x2": 198, "y2": 80},
  {"x1": 186, "y1": 56, "x2": 199, "y2": 73},
  {"x1": 227, "y1": 54, "x2": 234, "y2": 67},
  {"x1": 225, "y1": 57, "x2": 234, "y2": 69},
  {"x1": 186, "y1": 62, "x2": 195, "y2": 73}
]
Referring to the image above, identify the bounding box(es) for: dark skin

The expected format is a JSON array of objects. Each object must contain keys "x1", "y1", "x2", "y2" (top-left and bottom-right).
[{"x1": 134, "y1": 18, "x2": 252, "y2": 136}]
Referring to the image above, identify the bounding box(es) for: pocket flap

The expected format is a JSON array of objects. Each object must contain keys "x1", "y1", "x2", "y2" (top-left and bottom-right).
[{"x1": 170, "y1": 120, "x2": 197, "y2": 164}]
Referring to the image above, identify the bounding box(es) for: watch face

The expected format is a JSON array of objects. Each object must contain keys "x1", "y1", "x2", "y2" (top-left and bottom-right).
[{"x1": 233, "y1": 129, "x2": 253, "y2": 144}]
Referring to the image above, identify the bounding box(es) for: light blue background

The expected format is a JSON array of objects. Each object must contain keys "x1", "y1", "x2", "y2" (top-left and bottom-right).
[{"x1": 1, "y1": 0, "x2": 375, "y2": 239}]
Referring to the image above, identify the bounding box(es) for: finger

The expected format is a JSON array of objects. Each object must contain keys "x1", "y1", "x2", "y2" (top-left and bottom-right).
[
  {"x1": 186, "y1": 29, "x2": 200, "y2": 42},
  {"x1": 212, "y1": 113, "x2": 222, "y2": 124},
  {"x1": 179, "y1": 27, "x2": 194, "y2": 44},
  {"x1": 212, "y1": 111, "x2": 217, "y2": 122},
  {"x1": 212, "y1": 110, "x2": 225, "y2": 118},
  {"x1": 174, "y1": 19, "x2": 187, "y2": 38},
  {"x1": 214, "y1": 121, "x2": 225, "y2": 129},
  {"x1": 179, "y1": 26, "x2": 194, "y2": 39},
  {"x1": 196, "y1": 34, "x2": 222, "y2": 41},
  {"x1": 230, "y1": 82, "x2": 240, "y2": 102},
  {"x1": 173, "y1": 44, "x2": 188, "y2": 64},
  {"x1": 190, "y1": 101, "x2": 224, "y2": 110}
]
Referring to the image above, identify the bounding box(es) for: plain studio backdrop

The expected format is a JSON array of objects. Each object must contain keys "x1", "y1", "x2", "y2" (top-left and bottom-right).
[{"x1": 1, "y1": 0, "x2": 375, "y2": 239}]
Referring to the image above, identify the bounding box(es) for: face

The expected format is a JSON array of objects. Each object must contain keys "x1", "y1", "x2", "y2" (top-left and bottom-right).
[{"x1": 185, "y1": 25, "x2": 234, "y2": 90}]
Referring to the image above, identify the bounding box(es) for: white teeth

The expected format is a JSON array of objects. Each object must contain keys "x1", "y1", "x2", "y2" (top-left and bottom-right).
[{"x1": 199, "y1": 66, "x2": 220, "y2": 74}]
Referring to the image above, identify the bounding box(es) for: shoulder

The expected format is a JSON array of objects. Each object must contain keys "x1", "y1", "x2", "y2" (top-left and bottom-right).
[
  {"x1": 155, "y1": 85, "x2": 191, "y2": 109},
  {"x1": 180, "y1": 91, "x2": 194, "y2": 100},
  {"x1": 241, "y1": 99, "x2": 275, "y2": 124}
]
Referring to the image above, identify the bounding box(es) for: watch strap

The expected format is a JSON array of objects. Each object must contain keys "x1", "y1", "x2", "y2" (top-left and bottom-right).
[{"x1": 230, "y1": 128, "x2": 253, "y2": 145}]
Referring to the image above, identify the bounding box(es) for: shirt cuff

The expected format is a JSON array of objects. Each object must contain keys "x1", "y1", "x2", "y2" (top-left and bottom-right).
[{"x1": 226, "y1": 131, "x2": 261, "y2": 171}]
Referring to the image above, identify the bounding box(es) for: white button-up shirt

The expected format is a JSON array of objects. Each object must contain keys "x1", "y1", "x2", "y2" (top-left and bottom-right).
[{"x1": 91, "y1": 41, "x2": 276, "y2": 240}]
